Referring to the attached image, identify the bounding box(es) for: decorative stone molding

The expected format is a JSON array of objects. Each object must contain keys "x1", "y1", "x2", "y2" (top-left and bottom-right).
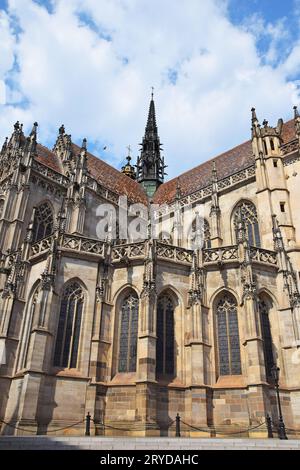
[
  {"x1": 62, "y1": 234, "x2": 106, "y2": 256},
  {"x1": 111, "y1": 241, "x2": 146, "y2": 263},
  {"x1": 156, "y1": 241, "x2": 193, "y2": 265},
  {"x1": 249, "y1": 246, "x2": 278, "y2": 266},
  {"x1": 203, "y1": 246, "x2": 238, "y2": 264}
]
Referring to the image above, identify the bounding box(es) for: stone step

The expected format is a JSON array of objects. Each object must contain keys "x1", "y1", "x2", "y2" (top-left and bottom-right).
[{"x1": 0, "y1": 437, "x2": 300, "y2": 450}]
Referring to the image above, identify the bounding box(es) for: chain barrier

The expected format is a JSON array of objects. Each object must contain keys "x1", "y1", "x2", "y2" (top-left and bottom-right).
[
  {"x1": 1, "y1": 413, "x2": 295, "y2": 437},
  {"x1": 180, "y1": 419, "x2": 267, "y2": 436},
  {"x1": 0, "y1": 417, "x2": 85, "y2": 435}
]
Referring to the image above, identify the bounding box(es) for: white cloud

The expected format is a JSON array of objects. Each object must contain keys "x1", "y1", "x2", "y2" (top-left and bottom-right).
[{"x1": 0, "y1": 0, "x2": 300, "y2": 177}]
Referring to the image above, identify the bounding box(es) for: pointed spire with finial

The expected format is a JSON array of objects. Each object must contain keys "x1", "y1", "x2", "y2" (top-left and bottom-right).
[
  {"x1": 81, "y1": 137, "x2": 87, "y2": 151},
  {"x1": 211, "y1": 160, "x2": 217, "y2": 184},
  {"x1": 59, "y1": 124, "x2": 65, "y2": 135},
  {"x1": 251, "y1": 107, "x2": 258, "y2": 125},
  {"x1": 1, "y1": 137, "x2": 8, "y2": 154},
  {"x1": 251, "y1": 107, "x2": 260, "y2": 138},
  {"x1": 175, "y1": 177, "x2": 182, "y2": 201},
  {"x1": 30, "y1": 122, "x2": 38, "y2": 138},
  {"x1": 136, "y1": 89, "x2": 166, "y2": 197}
]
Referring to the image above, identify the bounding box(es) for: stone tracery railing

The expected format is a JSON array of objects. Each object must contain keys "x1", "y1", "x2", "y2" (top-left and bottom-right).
[
  {"x1": 30, "y1": 233, "x2": 106, "y2": 257},
  {"x1": 31, "y1": 235, "x2": 54, "y2": 256},
  {"x1": 28, "y1": 234, "x2": 278, "y2": 268},
  {"x1": 111, "y1": 241, "x2": 147, "y2": 262},
  {"x1": 249, "y1": 246, "x2": 278, "y2": 266},
  {"x1": 61, "y1": 234, "x2": 106, "y2": 256},
  {"x1": 203, "y1": 246, "x2": 238, "y2": 264},
  {"x1": 156, "y1": 242, "x2": 193, "y2": 265},
  {"x1": 31, "y1": 160, "x2": 69, "y2": 186}
]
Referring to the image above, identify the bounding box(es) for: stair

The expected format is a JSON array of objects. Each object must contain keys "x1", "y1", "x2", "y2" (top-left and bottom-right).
[{"x1": 0, "y1": 436, "x2": 299, "y2": 450}]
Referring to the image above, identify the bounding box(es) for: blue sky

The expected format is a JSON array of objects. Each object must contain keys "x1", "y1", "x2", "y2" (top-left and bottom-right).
[{"x1": 0, "y1": 0, "x2": 300, "y2": 179}]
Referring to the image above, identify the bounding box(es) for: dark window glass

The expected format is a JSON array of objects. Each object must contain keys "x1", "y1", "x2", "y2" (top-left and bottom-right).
[
  {"x1": 118, "y1": 294, "x2": 139, "y2": 373},
  {"x1": 259, "y1": 300, "x2": 274, "y2": 379},
  {"x1": 156, "y1": 295, "x2": 175, "y2": 376},
  {"x1": 54, "y1": 283, "x2": 84, "y2": 369},
  {"x1": 216, "y1": 293, "x2": 241, "y2": 376},
  {"x1": 32, "y1": 202, "x2": 54, "y2": 243},
  {"x1": 233, "y1": 201, "x2": 260, "y2": 247}
]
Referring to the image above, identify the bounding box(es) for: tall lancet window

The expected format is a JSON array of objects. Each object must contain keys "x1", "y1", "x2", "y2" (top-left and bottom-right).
[
  {"x1": 32, "y1": 202, "x2": 54, "y2": 242},
  {"x1": 216, "y1": 293, "x2": 241, "y2": 376},
  {"x1": 259, "y1": 299, "x2": 275, "y2": 380},
  {"x1": 54, "y1": 282, "x2": 84, "y2": 369},
  {"x1": 233, "y1": 201, "x2": 260, "y2": 247},
  {"x1": 118, "y1": 293, "x2": 139, "y2": 373},
  {"x1": 156, "y1": 294, "x2": 175, "y2": 376}
]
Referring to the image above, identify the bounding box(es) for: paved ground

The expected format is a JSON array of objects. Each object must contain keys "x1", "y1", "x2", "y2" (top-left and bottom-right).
[{"x1": 0, "y1": 436, "x2": 299, "y2": 450}]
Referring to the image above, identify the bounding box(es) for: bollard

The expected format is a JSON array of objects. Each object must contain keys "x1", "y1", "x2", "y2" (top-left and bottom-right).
[
  {"x1": 175, "y1": 413, "x2": 181, "y2": 437},
  {"x1": 266, "y1": 414, "x2": 273, "y2": 438},
  {"x1": 85, "y1": 412, "x2": 91, "y2": 436}
]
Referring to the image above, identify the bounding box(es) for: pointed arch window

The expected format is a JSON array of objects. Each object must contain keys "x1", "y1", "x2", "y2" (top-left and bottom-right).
[
  {"x1": 54, "y1": 282, "x2": 84, "y2": 369},
  {"x1": 118, "y1": 293, "x2": 139, "y2": 373},
  {"x1": 32, "y1": 202, "x2": 54, "y2": 242},
  {"x1": 216, "y1": 293, "x2": 241, "y2": 376},
  {"x1": 258, "y1": 299, "x2": 275, "y2": 379},
  {"x1": 233, "y1": 201, "x2": 260, "y2": 247},
  {"x1": 156, "y1": 294, "x2": 175, "y2": 376}
]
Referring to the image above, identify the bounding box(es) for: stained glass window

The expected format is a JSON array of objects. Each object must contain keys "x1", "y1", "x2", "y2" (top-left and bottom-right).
[
  {"x1": 216, "y1": 293, "x2": 241, "y2": 376},
  {"x1": 32, "y1": 202, "x2": 54, "y2": 242},
  {"x1": 259, "y1": 300, "x2": 274, "y2": 380},
  {"x1": 54, "y1": 282, "x2": 84, "y2": 369},
  {"x1": 233, "y1": 201, "x2": 260, "y2": 247},
  {"x1": 118, "y1": 293, "x2": 139, "y2": 373},
  {"x1": 156, "y1": 295, "x2": 175, "y2": 376}
]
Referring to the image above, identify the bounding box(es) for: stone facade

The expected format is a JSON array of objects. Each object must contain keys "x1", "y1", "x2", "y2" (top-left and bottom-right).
[{"x1": 0, "y1": 103, "x2": 300, "y2": 438}]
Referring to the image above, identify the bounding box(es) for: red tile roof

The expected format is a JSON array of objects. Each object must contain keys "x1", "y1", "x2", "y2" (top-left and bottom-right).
[
  {"x1": 34, "y1": 119, "x2": 296, "y2": 207},
  {"x1": 152, "y1": 119, "x2": 296, "y2": 204},
  {"x1": 35, "y1": 142, "x2": 148, "y2": 204}
]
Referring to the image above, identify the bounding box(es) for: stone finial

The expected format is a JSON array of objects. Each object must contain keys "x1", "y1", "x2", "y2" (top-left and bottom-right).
[
  {"x1": 30, "y1": 122, "x2": 38, "y2": 138},
  {"x1": 175, "y1": 177, "x2": 181, "y2": 201},
  {"x1": 211, "y1": 160, "x2": 218, "y2": 183},
  {"x1": 81, "y1": 138, "x2": 87, "y2": 150},
  {"x1": 1, "y1": 137, "x2": 8, "y2": 153},
  {"x1": 294, "y1": 105, "x2": 299, "y2": 119},
  {"x1": 59, "y1": 124, "x2": 65, "y2": 135},
  {"x1": 251, "y1": 107, "x2": 258, "y2": 124}
]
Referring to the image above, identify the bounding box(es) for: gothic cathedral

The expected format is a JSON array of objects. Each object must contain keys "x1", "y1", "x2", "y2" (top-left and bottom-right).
[{"x1": 0, "y1": 96, "x2": 300, "y2": 437}]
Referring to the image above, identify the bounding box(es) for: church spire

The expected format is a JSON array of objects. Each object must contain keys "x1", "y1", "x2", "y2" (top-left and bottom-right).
[{"x1": 136, "y1": 90, "x2": 167, "y2": 197}]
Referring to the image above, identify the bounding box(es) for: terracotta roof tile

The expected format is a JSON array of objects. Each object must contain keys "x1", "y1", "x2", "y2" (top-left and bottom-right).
[
  {"x1": 36, "y1": 143, "x2": 63, "y2": 173},
  {"x1": 152, "y1": 119, "x2": 296, "y2": 204},
  {"x1": 34, "y1": 142, "x2": 148, "y2": 204},
  {"x1": 72, "y1": 143, "x2": 148, "y2": 204},
  {"x1": 33, "y1": 119, "x2": 296, "y2": 207}
]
